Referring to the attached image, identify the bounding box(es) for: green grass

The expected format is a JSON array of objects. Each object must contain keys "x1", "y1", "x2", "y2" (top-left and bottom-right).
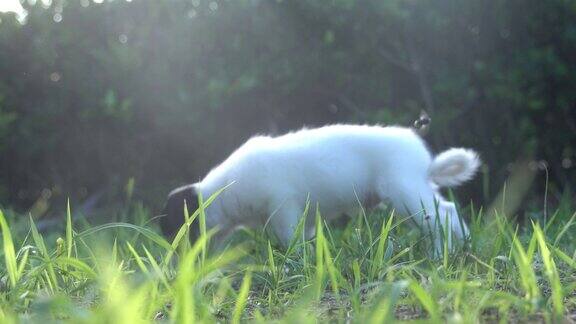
[{"x1": 0, "y1": 192, "x2": 575, "y2": 323}]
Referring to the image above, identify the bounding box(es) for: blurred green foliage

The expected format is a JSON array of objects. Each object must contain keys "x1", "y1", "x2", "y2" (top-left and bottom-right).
[{"x1": 0, "y1": 0, "x2": 574, "y2": 210}]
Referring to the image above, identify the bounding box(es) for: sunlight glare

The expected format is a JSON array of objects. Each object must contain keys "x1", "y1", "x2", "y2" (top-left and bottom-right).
[{"x1": 0, "y1": 0, "x2": 24, "y2": 14}]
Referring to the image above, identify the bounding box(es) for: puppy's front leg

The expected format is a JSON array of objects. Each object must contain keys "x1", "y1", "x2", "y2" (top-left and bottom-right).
[{"x1": 269, "y1": 200, "x2": 304, "y2": 246}]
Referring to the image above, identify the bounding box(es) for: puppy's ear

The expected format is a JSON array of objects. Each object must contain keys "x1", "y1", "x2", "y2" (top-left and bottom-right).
[{"x1": 161, "y1": 185, "x2": 200, "y2": 239}]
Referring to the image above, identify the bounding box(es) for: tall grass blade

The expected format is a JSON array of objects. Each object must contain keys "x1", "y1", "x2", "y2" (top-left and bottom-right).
[
  {"x1": 533, "y1": 223, "x2": 563, "y2": 319},
  {"x1": 552, "y1": 246, "x2": 576, "y2": 270},
  {"x1": 66, "y1": 199, "x2": 73, "y2": 258},
  {"x1": 172, "y1": 230, "x2": 216, "y2": 323},
  {"x1": 126, "y1": 242, "x2": 150, "y2": 275},
  {"x1": 511, "y1": 230, "x2": 540, "y2": 308},
  {"x1": 79, "y1": 222, "x2": 172, "y2": 251},
  {"x1": 55, "y1": 257, "x2": 97, "y2": 279},
  {"x1": 267, "y1": 240, "x2": 277, "y2": 281},
  {"x1": 315, "y1": 206, "x2": 325, "y2": 299},
  {"x1": 232, "y1": 270, "x2": 252, "y2": 324},
  {"x1": 142, "y1": 245, "x2": 172, "y2": 292},
  {"x1": 164, "y1": 185, "x2": 230, "y2": 267},
  {"x1": 369, "y1": 211, "x2": 394, "y2": 281},
  {"x1": 0, "y1": 210, "x2": 19, "y2": 287},
  {"x1": 29, "y1": 215, "x2": 59, "y2": 290},
  {"x1": 322, "y1": 234, "x2": 341, "y2": 296},
  {"x1": 553, "y1": 211, "x2": 576, "y2": 246},
  {"x1": 16, "y1": 248, "x2": 29, "y2": 280},
  {"x1": 197, "y1": 191, "x2": 207, "y2": 265},
  {"x1": 410, "y1": 280, "x2": 440, "y2": 321},
  {"x1": 369, "y1": 280, "x2": 409, "y2": 323}
]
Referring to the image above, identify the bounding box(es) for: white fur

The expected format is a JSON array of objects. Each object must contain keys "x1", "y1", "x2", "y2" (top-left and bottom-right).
[
  {"x1": 429, "y1": 148, "x2": 480, "y2": 187},
  {"x1": 193, "y1": 124, "x2": 480, "y2": 252}
]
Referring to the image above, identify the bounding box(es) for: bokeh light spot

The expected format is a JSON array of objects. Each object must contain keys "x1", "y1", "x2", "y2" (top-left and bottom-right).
[{"x1": 50, "y1": 72, "x2": 61, "y2": 82}]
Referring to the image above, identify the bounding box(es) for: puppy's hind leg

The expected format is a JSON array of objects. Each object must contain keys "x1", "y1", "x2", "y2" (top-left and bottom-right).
[{"x1": 377, "y1": 178, "x2": 452, "y2": 256}]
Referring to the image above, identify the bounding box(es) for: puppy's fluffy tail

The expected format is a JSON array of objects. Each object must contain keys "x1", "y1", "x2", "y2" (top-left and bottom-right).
[{"x1": 429, "y1": 148, "x2": 480, "y2": 187}]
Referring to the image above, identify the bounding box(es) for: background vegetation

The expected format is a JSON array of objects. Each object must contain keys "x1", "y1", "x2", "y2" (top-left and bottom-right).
[{"x1": 0, "y1": 0, "x2": 574, "y2": 216}]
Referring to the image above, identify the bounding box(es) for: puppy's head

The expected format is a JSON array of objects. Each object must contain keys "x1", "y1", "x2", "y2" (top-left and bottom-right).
[{"x1": 161, "y1": 184, "x2": 200, "y2": 240}]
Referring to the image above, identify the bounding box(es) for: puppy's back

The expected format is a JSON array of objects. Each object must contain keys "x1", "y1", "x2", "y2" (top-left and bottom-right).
[{"x1": 201, "y1": 124, "x2": 431, "y2": 192}]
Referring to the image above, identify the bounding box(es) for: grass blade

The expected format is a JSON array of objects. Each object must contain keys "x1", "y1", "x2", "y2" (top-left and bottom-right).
[
  {"x1": 29, "y1": 215, "x2": 60, "y2": 290},
  {"x1": 322, "y1": 234, "x2": 342, "y2": 296},
  {"x1": 232, "y1": 270, "x2": 252, "y2": 324},
  {"x1": 126, "y1": 242, "x2": 150, "y2": 275},
  {"x1": 315, "y1": 206, "x2": 325, "y2": 299},
  {"x1": 369, "y1": 280, "x2": 409, "y2": 323},
  {"x1": 66, "y1": 199, "x2": 73, "y2": 258},
  {"x1": 533, "y1": 223, "x2": 563, "y2": 319},
  {"x1": 78, "y1": 222, "x2": 172, "y2": 251},
  {"x1": 0, "y1": 210, "x2": 19, "y2": 287},
  {"x1": 410, "y1": 280, "x2": 440, "y2": 321},
  {"x1": 267, "y1": 240, "x2": 277, "y2": 281},
  {"x1": 143, "y1": 245, "x2": 172, "y2": 292},
  {"x1": 511, "y1": 230, "x2": 540, "y2": 308},
  {"x1": 552, "y1": 246, "x2": 576, "y2": 270},
  {"x1": 370, "y1": 210, "x2": 394, "y2": 281},
  {"x1": 55, "y1": 257, "x2": 97, "y2": 279}
]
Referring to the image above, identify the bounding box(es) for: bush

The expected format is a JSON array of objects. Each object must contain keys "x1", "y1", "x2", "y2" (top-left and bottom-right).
[{"x1": 0, "y1": 0, "x2": 574, "y2": 211}]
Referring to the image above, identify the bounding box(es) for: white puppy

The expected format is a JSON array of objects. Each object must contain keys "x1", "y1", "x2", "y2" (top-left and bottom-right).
[{"x1": 162, "y1": 124, "x2": 480, "y2": 252}]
